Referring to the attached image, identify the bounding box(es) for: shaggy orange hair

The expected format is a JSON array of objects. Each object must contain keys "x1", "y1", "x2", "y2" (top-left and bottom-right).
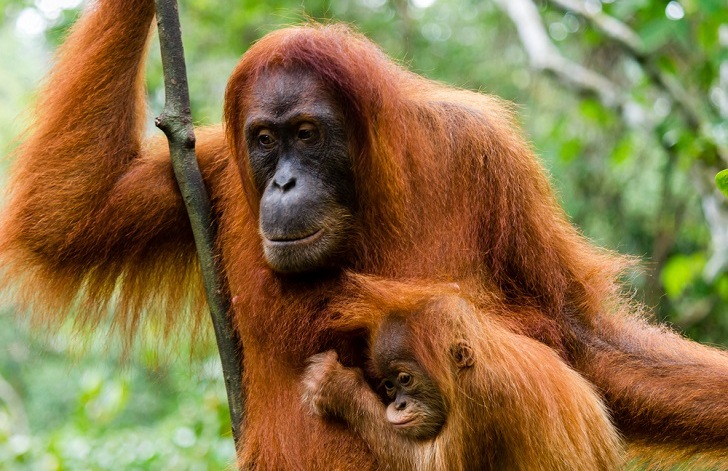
[{"x1": 1, "y1": 2, "x2": 727, "y2": 467}]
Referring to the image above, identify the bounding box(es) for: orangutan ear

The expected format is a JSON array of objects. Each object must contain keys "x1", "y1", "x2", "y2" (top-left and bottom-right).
[{"x1": 450, "y1": 340, "x2": 474, "y2": 369}]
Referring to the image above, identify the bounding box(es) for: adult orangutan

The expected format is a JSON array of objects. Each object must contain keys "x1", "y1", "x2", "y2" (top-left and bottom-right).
[
  {"x1": 302, "y1": 276, "x2": 623, "y2": 470},
  {"x1": 1, "y1": 0, "x2": 727, "y2": 468}
]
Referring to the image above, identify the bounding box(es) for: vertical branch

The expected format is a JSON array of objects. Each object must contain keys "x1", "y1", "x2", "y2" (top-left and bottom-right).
[{"x1": 153, "y1": 0, "x2": 244, "y2": 452}]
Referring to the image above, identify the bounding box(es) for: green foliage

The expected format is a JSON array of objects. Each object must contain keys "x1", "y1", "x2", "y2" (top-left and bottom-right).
[
  {"x1": 717, "y1": 169, "x2": 728, "y2": 197},
  {"x1": 0, "y1": 312, "x2": 234, "y2": 470},
  {"x1": 661, "y1": 253, "x2": 706, "y2": 300}
]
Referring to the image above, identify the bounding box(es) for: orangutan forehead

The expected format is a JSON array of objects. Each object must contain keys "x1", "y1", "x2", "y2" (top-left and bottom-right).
[
  {"x1": 247, "y1": 68, "x2": 340, "y2": 120},
  {"x1": 374, "y1": 316, "x2": 415, "y2": 363}
]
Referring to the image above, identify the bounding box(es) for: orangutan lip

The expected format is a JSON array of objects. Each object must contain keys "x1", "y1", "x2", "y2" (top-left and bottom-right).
[
  {"x1": 391, "y1": 417, "x2": 415, "y2": 427},
  {"x1": 266, "y1": 228, "x2": 324, "y2": 245}
]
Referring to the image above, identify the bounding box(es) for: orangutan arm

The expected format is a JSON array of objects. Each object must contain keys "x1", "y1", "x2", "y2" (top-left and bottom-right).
[
  {"x1": 0, "y1": 0, "x2": 229, "y2": 335},
  {"x1": 302, "y1": 350, "x2": 423, "y2": 471},
  {"x1": 573, "y1": 315, "x2": 728, "y2": 464}
]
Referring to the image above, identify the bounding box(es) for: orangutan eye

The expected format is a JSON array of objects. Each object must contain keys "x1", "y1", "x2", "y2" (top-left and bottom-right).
[
  {"x1": 383, "y1": 379, "x2": 396, "y2": 398},
  {"x1": 297, "y1": 123, "x2": 318, "y2": 142},
  {"x1": 398, "y1": 373, "x2": 412, "y2": 386},
  {"x1": 257, "y1": 130, "x2": 276, "y2": 148}
]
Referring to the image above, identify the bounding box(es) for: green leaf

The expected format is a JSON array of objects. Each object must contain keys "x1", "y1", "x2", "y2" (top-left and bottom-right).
[
  {"x1": 639, "y1": 18, "x2": 674, "y2": 51},
  {"x1": 717, "y1": 169, "x2": 728, "y2": 197},
  {"x1": 579, "y1": 99, "x2": 607, "y2": 123},
  {"x1": 717, "y1": 276, "x2": 728, "y2": 301},
  {"x1": 558, "y1": 139, "x2": 582, "y2": 163},
  {"x1": 611, "y1": 135, "x2": 634, "y2": 165},
  {"x1": 661, "y1": 253, "x2": 706, "y2": 300}
]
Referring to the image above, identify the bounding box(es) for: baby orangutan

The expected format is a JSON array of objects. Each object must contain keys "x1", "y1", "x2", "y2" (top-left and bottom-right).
[
  {"x1": 363, "y1": 314, "x2": 471, "y2": 440},
  {"x1": 302, "y1": 277, "x2": 622, "y2": 471},
  {"x1": 307, "y1": 314, "x2": 471, "y2": 442}
]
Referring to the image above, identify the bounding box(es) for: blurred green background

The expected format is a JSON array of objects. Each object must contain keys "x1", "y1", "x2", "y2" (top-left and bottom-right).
[{"x1": 0, "y1": 0, "x2": 727, "y2": 469}]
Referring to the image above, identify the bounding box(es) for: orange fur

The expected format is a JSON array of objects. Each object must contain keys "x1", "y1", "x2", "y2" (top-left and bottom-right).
[
  {"x1": 303, "y1": 275, "x2": 624, "y2": 470},
  {"x1": 1, "y1": 1, "x2": 727, "y2": 468}
]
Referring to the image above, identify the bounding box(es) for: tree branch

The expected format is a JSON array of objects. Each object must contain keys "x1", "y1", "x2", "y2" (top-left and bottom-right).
[
  {"x1": 549, "y1": 0, "x2": 723, "y2": 156},
  {"x1": 154, "y1": 0, "x2": 244, "y2": 453},
  {"x1": 550, "y1": 0, "x2": 644, "y2": 54},
  {"x1": 492, "y1": 0, "x2": 622, "y2": 107},
  {"x1": 495, "y1": 0, "x2": 728, "y2": 280},
  {"x1": 546, "y1": 0, "x2": 728, "y2": 277},
  {"x1": 0, "y1": 373, "x2": 29, "y2": 435}
]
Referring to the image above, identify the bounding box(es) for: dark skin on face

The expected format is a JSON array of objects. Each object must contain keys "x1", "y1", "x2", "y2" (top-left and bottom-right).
[
  {"x1": 245, "y1": 69, "x2": 355, "y2": 273},
  {"x1": 379, "y1": 360, "x2": 447, "y2": 440},
  {"x1": 374, "y1": 318, "x2": 448, "y2": 440}
]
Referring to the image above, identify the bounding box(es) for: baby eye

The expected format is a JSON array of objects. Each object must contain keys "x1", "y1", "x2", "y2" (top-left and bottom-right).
[
  {"x1": 383, "y1": 379, "x2": 396, "y2": 397},
  {"x1": 398, "y1": 373, "x2": 412, "y2": 386}
]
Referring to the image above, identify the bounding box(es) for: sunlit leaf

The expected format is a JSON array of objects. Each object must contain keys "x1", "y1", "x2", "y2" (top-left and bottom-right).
[
  {"x1": 611, "y1": 135, "x2": 634, "y2": 164},
  {"x1": 558, "y1": 139, "x2": 582, "y2": 163},
  {"x1": 716, "y1": 169, "x2": 728, "y2": 197},
  {"x1": 661, "y1": 253, "x2": 706, "y2": 300}
]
